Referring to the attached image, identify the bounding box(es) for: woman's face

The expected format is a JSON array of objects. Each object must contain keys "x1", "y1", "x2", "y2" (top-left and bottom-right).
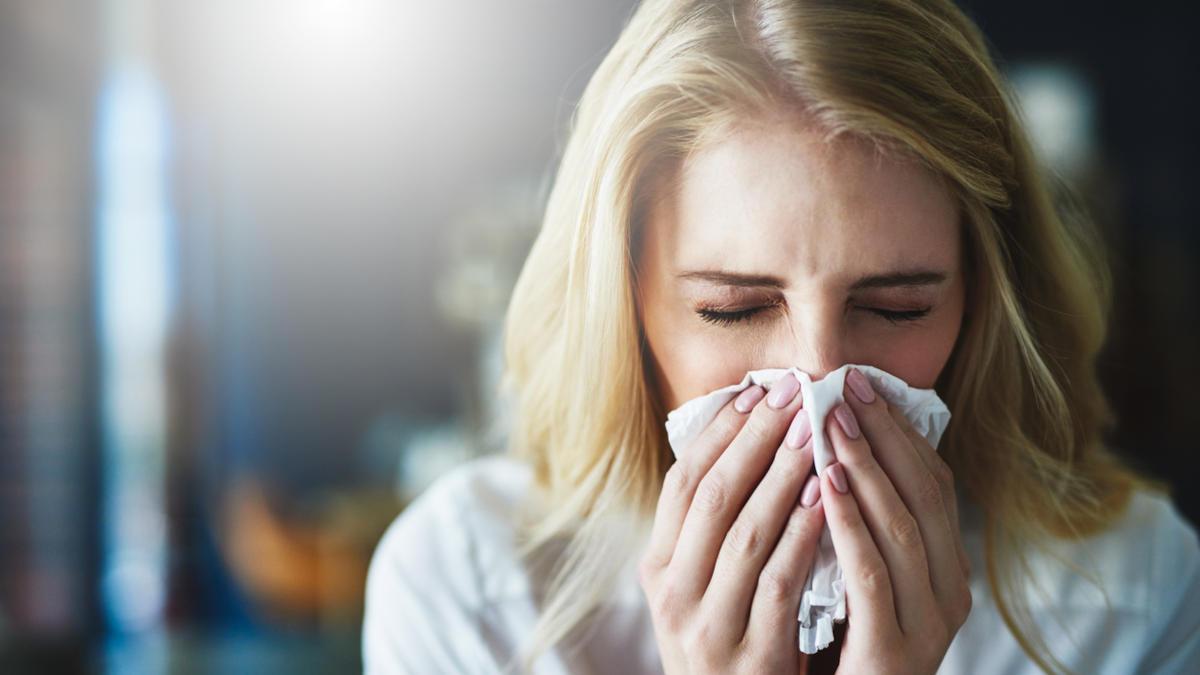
[{"x1": 635, "y1": 114, "x2": 966, "y2": 412}]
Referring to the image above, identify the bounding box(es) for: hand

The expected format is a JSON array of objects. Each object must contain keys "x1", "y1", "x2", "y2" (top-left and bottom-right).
[
  {"x1": 639, "y1": 373, "x2": 826, "y2": 674},
  {"x1": 819, "y1": 367, "x2": 973, "y2": 674}
]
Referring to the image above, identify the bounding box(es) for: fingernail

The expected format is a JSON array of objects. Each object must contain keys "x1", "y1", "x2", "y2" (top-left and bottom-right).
[
  {"x1": 767, "y1": 374, "x2": 800, "y2": 408},
  {"x1": 800, "y1": 474, "x2": 821, "y2": 508},
  {"x1": 826, "y1": 462, "x2": 849, "y2": 494},
  {"x1": 847, "y1": 367, "x2": 876, "y2": 404},
  {"x1": 785, "y1": 411, "x2": 812, "y2": 449},
  {"x1": 734, "y1": 385, "x2": 765, "y2": 413},
  {"x1": 834, "y1": 402, "x2": 860, "y2": 439}
]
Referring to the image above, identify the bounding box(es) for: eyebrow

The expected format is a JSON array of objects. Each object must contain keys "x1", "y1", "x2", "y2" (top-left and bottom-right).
[{"x1": 677, "y1": 268, "x2": 949, "y2": 291}]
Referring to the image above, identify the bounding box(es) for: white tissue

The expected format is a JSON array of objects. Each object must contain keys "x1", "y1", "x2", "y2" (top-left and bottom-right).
[{"x1": 663, "y1": 363, "x2": 952, "y2": 654}]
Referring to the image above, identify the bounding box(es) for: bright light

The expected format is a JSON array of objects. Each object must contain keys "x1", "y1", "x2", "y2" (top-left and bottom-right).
[
  {"x1": 1010, "y1": 62, "x2": 1096, "y2": 176},
  {"x1": 234, "y1": 0, "x2": 403, "y2": 91},
  {"x1": 95, "y1": 65, "x2": 173, "y2": 633}
]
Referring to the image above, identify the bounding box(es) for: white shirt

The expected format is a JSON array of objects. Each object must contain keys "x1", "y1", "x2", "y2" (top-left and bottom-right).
[{"x1": 362, "y1": 454, "x2": 1200, "y2": 674}]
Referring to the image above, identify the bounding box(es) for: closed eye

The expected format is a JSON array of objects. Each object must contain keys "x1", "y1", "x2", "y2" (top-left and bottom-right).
[
  {"x1": 695, "y1": 305, "x2": 931, "y2": 327},
  {"x1": 695, "y1": 306, "x2": 766, "y2": 327},
  {"x1": 869, "y1": 307, "x2": 932, "y2": 325}
]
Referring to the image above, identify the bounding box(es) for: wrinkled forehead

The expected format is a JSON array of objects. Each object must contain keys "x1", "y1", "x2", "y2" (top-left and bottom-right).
[{"x1": 638, "y1": 119, "x2": 962, "y2": 283}]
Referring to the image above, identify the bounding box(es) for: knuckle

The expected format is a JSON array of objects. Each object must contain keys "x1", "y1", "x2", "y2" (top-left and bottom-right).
[
  {"x1": 692, "y1": 650, "x2": 723, "y2": 672},
  {"x1": 745, "y1": 395, "x2": 794, "y2": 432},
  {"x1": 740, "y1": 412, "x2": 777, "y2": 447},
  {"x1": 757, "y1": 565, "x2": 799, "y2": 602},
  {"x1": 857, "y1": 400, "x2": 887, "y2": 429},
  {"x1": 693, "y1": 475, "x2": 729, "y2": 515},
  {"x1": 859, "y1": 563, "x2": 891, "y2": 595},
  {"x1": 833, "y1": 506, "x2": 861, "y2": 533},
  {"x1": 918, "y1": 475, "x2": 945, "y2": 511},
  {"x1": 724, "y1": 519, "x2": 762, "y2": 557},
  {"x1": 683, "y1": 622, "x2": 721, "y2": 661},
  {"x1": 935, "y1": 459, "x2": 955, "y2": 486},
  {"x1": 887, "y1": 511, "x2": 923, "y2": 549},
  {"x1": 926, "y1": 622, "x2": 950, "y2": 654},
  {"x1": 783, "y1": 504, "x2": 817, "y2": 539},
  {"x1": 774, "y1": 449, "x2": 809, "y2": 482},
  {"x1": 663, "y1": 462, "x2": 691, "y2": 497},
  {"x1": 835, "y1": 436, "x2": 874, "y2": 469},
  {"x1": 709, "y1": 404, "x2": 747, "y2": 439},
  {"x1": 652, "y1": 581, "x2": 687, "y2": 630}
]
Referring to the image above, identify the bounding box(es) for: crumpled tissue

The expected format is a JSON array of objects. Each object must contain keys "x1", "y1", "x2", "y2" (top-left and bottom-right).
[{"x1": 663, "y1": 363, "x2": 952, "y2": 654}]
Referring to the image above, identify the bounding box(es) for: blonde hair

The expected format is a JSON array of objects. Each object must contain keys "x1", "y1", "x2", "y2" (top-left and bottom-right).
[{"x1": 500, "y1": 0, "x2": 1169, "y2": 672}]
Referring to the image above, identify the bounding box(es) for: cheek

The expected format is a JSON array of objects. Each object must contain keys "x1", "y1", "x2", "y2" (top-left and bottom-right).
[
  {"x1": 660, "y1": 342, "x2": 759, "y2": 412},
  {"x1": 642, "y1": 303, "x2": 761, "y2": 412},
  {"x1": 868, "y1": 306, "x2": 963, "y2": 389}
]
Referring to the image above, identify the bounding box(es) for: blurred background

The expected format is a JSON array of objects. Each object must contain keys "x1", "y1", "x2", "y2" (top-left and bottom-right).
[{"x1": 0, "y1": 1, "x2": 1196, "y2": 673}]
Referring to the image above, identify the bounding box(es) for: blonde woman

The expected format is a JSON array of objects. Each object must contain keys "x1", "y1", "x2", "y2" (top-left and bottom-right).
[{"x1": 363, "y1": 0, "x2": 1200, "y2": 673}]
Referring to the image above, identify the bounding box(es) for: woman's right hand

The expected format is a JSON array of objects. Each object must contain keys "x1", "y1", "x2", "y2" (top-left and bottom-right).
[{"x1": 639, "y1": 373, "x2": 825, "y2": 674}]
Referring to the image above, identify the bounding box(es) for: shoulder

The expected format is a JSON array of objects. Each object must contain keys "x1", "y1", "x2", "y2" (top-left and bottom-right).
[
  {"x1": 378, "y1": 453, "x2": 534, "y2": 543},
  {"x1": 361, "y1": 454, "x2": 538, "y2": 674},
  {"x1": 366, "y1": 453, "x2": 536, "y2": 599},
  {"x1": 1117, "y1": 489, "x2": 1200, "y2": 672},
  {"x1": 1091, "y1": 488, "x2": 1199, "y2": 609},
  {"x1": 950, "y1": 489, "x2": 1200, "y2": 674},
  {"x1": 1125, "y1": 489, "x2": 1200, "y2": 598},
  {"x1": 1029, "y1": 488, "x2": 1199, "y2": 608},
  {"x1": 1034, "y1": 488, "x2": 1200, "y2": 672}
]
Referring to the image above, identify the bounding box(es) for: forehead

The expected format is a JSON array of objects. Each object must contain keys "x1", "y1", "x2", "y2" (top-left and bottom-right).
[{"x1": 644, "y1": 118, "x2": 961, "y2": 280}]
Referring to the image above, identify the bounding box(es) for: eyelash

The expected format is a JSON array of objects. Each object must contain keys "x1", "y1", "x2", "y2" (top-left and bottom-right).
[{"x1": 695, "y1": 305, "x2": 932, "y2": 327}]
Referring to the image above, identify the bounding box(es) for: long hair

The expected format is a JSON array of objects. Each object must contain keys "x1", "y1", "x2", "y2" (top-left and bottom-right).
[{"x1": 499, "y1": 1, "x2": 1168, "y2": 672}]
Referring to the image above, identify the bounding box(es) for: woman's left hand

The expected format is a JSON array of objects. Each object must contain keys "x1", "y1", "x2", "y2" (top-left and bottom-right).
[{"x1": 820, "y1": 367, "x2": 973, "y2": 674}]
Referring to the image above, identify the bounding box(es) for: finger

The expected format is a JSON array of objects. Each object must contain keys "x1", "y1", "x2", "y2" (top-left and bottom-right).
[
  {"x1": 826, "y1": 402, "x2": 936, "y2": 635},
  {"x1": 819, "y1": 461, "x2": 899, "y2": 644},
  {"x1": 668, "y1": 373, "x2": 805, "y2": 601},
  {"x1": 702, "y1": 426, "x2": 815, "y2": 641},
  {"x1": 885, "y1": 403, "x2": 970, "y2": 579},
  {"x1": 642, "y1": 389, "x2": 758, "y2": 575},
  {"x1": 843, "y1": 369, "x2": 968, "y2": 624},
  {"x1": 884, "y1": 403, "x2": 958, "y2": 527},
  {"x1": 743, "y1": 472, "x2": 825, "y2": 653}
]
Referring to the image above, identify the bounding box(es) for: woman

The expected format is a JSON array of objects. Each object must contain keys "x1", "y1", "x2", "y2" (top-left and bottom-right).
[{"x1": 363, "y1": 0, "x2": 1200, "y2": 673}]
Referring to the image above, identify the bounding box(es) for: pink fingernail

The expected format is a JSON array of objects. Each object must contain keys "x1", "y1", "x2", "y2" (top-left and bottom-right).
[
  {"x1": 785, "y1": 411, "x2": 811, "y2": 449},
  {"x1": 767, "y1": 374, "x2": 800, "y2": 408},
  {"x1": 800, "y1": 474, "x2": 821, "y2": 508},
  {"x1": 847, "y1": 367, "x2": 876, "y2": 404},
  {"x1": 834, "y1": 402, "x2": 861, "y2": 439},
  {"x1": 734, "y1": 385, "x2": 765, "y2": 413},
  {"x1": 826, "y1": 462, "x2": 849, "y2": 494}
]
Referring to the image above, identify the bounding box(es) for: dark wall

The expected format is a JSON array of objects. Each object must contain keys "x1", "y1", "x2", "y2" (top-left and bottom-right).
[{"x1": 965, "y1": 0, "x2": 1200, "y2": 525}]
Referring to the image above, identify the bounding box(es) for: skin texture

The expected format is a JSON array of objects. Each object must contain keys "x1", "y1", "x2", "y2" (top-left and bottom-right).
[
  {"x1": 634, "y1": 112, "x2": 973, "y2": 674},
  {"x1": 634, "y1": 112, "x2": 966, "y2": 412}
]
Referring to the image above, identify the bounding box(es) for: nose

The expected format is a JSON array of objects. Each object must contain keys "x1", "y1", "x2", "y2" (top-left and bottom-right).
[{"x1": 764, "y1": 302, "x2": 847, "y2": 379}]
